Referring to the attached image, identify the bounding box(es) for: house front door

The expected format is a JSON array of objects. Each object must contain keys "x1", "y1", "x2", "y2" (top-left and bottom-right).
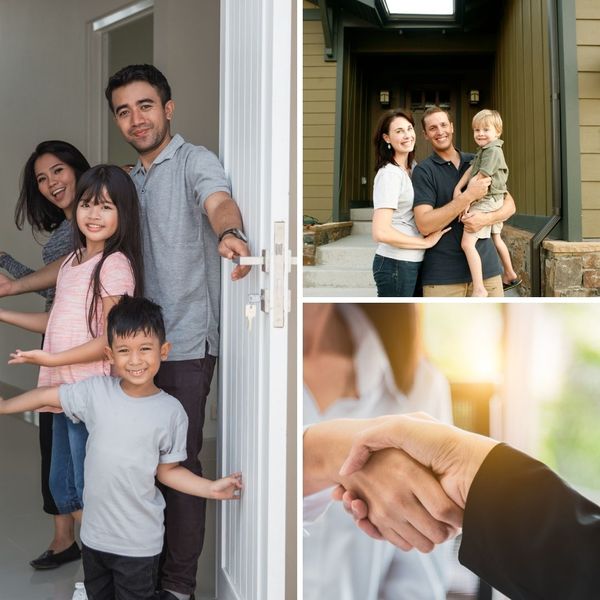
[{"x1": 217, "y1": 1, "x2": 294, "y2": 599}]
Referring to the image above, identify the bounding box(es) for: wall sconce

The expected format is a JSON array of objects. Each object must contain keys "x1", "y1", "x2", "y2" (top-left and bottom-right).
[
  {"x1": 379, "y1": 90, "x2": 390, "y2": 106},
  {"x1": 469, "y1": 89, "x2": 480, "y2": 105}
]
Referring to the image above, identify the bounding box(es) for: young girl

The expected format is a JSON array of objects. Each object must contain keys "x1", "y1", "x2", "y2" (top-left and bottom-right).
[{"x1": 0, "y1": 164, "x2": 143, "y2": 524}]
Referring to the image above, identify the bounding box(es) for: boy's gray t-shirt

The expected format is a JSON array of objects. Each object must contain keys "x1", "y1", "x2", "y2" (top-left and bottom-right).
[
  {"x1": 129, "y1": 134, "x2": 231, "y2": 361},
  {"x1": 60, "y1": 376, "x2": 188, "y2": 557}
]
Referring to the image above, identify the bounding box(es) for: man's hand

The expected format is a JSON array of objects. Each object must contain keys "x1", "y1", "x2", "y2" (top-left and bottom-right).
[
  {"x1": 8, "y1": 349, "x2": 54, "y2": 367},
  {"x1": 464, "y1": 174, "x2": 491, "y2": 205},
  {"x1": 204, "y1": 191, "x2": 251, "y2": 281},
  {"x1": 335, "y1": 446, "x2": 463, "y2": 552},
  {"x1": 218, "y1": 235, "x2": 251, "y2": 281},
  {"x1": 340, "y1": 412, "x2": 499, "y2": 509},
  {"x1": 461, "y1": 209, "x2": 493, "y2": 234}
]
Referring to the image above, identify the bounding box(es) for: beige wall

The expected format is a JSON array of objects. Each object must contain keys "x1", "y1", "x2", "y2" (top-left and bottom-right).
[
  {"x1": 304, "y1": 11, "x2": 337, "y2": 223},
  {"x1": 107, "y1": 14, "x2": 154, "y2": 166},
  {"x1": 577, "y1": 0, "x2": 600, "y2": 238},
  {"x1": 0, "y1": 0, "x2": 220, "y2": 392}
]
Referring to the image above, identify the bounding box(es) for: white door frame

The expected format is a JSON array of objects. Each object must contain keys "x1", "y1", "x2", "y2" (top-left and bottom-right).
[{"x1": 217, "y1": 1, "x2": 293, "y2": 599}]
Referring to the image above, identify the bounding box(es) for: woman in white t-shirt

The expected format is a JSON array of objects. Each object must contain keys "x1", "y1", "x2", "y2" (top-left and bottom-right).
[{"x1": 372, "y1": 109, "x2": 449, "y2": 296}]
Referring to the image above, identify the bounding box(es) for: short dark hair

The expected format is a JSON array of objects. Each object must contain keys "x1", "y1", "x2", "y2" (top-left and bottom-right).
[
  {"x1": 105, "y1": 64, "x2": 172, "y2": 113},
  {"x1": 107, "y1": 295, "x2": 166, "y2": 347},
  {"x1": 17, "y1": 140, "x2": 90, "y2": 233},
  {"x1": 421, "y1": 106, "x2": 453, "y2": 131}
]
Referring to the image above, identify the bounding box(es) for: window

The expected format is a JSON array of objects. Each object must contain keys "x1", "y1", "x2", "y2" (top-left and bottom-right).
[{"x1": 381, "y1": 0, "x2": 454, "y2": 16}]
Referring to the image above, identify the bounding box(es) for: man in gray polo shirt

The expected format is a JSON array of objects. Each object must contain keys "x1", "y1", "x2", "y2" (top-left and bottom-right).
[{"x1": 105, "y1": 64, "x2": 250, "y2": 600}]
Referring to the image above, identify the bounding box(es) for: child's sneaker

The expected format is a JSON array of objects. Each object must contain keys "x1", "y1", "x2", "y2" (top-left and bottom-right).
[{"x1": 71, "y1": 582, "x2": 88, "y2": 600}]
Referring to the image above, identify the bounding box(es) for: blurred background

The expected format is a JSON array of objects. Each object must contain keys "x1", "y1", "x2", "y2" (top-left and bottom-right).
[
  {"x1": 420, "y1": 302, "x2": 600, "y2": 504},
  {"x1": 304, "y1": 302, "x2": 600, "y2": 600}
]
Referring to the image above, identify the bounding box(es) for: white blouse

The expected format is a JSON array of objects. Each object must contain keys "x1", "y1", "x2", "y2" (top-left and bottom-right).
[
  {"x1": 303, "y1": 304, "x2": 453, "y2": 600},
  {"x1": 373, "y1": 162, "x2": 425, "y2": 263}
]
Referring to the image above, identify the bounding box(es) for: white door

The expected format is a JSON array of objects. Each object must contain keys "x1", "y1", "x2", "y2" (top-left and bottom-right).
[{"x1": 217, "y1": 1, "x2": 293, "y2": 600}]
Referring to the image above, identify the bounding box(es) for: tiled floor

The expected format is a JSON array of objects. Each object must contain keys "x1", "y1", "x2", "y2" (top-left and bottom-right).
[
  {"x1": 0, "y1": 414, "x2": 83, "y2": 600},
  {"x1": 0, "y1": 415, "x2": 217, "y2": 600}
]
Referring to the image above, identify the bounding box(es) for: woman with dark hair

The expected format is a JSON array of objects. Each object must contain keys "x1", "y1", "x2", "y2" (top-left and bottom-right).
[
  {"x1": 371, "y1": 109, "x2": 449, "y2": 297},
  {"x1": 0, "y1": 140, "x2": 90, "y2": 570}
]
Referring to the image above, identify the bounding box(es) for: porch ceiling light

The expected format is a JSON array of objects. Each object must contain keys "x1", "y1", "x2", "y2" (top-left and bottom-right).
[{"x1": 381, "y1": 0, "x2": 454, "y2": 16}]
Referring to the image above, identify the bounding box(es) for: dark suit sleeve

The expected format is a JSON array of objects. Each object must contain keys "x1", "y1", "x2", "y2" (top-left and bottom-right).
[{"x1": 459, "y1": 443, "x2": 600, "y2": 600}]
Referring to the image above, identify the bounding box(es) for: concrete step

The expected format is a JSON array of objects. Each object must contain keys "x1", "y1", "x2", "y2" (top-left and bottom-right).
[
  {"x1": 316, "y1": 234, "x2": 376, "y2": 268},
  {"x1": 303, "y1": 265, "x2": 376, "y2": 288},
  {"x1": 351, "y1": 221, "x2": 372, "y2": 235},
  {"x1": 350, "y1": 207, "x2": 373, "y2": 221},
  {"x1": 303, "y1": 286, "x2": 377, "y2": 298}
]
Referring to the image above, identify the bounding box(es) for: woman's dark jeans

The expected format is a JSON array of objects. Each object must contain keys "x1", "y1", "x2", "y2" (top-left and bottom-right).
[{"x1": 372, "y1": 253, "x2": 423, "y2": 297}]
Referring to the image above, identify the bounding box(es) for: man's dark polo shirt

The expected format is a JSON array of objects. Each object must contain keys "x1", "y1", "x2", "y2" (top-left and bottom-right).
[{"x1": 412, "y1": 150, "x2": 502, "y2": 285}]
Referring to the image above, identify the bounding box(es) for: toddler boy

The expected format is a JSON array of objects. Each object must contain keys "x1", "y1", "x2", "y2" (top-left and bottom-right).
[
  {"x1": 0, "y1": 296, "x2": 242, "y2": 600},
  {"x1": 453, "y1": 109, "x2": 520, "y2": 297}
]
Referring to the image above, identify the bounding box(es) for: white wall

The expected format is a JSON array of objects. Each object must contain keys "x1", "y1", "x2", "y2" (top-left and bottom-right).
[
  {"x1": 154, "y1": 0, "x2": 221, "y2": 154},
  {"x1": 0, "y1": 0, "x2": 220, "y2": 392}
]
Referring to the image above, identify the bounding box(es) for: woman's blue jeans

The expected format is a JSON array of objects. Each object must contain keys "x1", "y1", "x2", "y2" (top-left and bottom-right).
[
  {"x1": 49, "y1": 413, "x2": 88, "y2": 514},
  {"x1": 372, "y1": 254, "x2": 423, "y2": 297}
]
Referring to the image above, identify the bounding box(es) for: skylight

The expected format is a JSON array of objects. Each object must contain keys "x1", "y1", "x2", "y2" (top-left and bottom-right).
[{"x1": 381, "y1": 0, "x2": 454, "y2": 16}]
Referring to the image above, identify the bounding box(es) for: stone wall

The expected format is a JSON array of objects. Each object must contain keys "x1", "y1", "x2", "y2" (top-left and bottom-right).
[
  {"x1": 303, "y1": 221, "x2": 353, "y2": 266},
  {"x1": 543, "y1": 240, "x2": 600, "y2": 296},
  {"x1": 503, "y1": 225, "x2": 533, "y2": 297}
]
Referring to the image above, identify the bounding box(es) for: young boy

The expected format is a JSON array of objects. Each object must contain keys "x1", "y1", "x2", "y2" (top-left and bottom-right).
[
  {"x1": 453, "y1": 109, "x2": 520, "y2": 297},
  {"x1": 0, "y1": 296, "x2": 242, "y2": 600}
]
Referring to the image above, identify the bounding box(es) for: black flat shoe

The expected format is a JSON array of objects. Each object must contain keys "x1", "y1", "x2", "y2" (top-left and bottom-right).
[{"x1": 30, "y1": 541, "x2": 81, "y2": 570}]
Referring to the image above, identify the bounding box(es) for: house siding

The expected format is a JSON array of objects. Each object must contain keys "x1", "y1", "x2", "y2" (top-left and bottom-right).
[
  {"x1": 304, "y1": 7, "x2": 337, "y2": 222},
  {"x1": 577, "y1": 0, "x2": 600, "y2": 238}
]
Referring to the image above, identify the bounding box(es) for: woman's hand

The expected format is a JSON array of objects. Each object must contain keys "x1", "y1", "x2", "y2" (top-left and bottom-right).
[
  {"x1": 8, "y1": 349, "x2": 55, "y2": 367},
  {"x1": 423, "y1": 227, "x2": 451, "y2": 248},
  {"x1": 0, "y1": 273, "x2": 16, "y2": 298},
  {"x1": 335, "y1": 447, "x2": 463, "y2": 552},
  {"x1": 340, "y1": 412, "x2": 499, "y2": 509}
]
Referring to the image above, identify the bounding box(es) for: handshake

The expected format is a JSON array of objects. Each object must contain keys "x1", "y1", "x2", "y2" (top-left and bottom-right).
[
  {"x1": 303, "y1": 412, "x2": 498, "y2": 552},
  {"x1": 305, "y1": 412, "x2": 600, "y2": 598}
]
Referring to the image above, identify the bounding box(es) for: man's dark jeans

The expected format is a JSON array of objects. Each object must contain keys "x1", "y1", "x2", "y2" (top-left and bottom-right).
[{"x1": 155, "y1": 355, "x2": 217, "y2": 595}]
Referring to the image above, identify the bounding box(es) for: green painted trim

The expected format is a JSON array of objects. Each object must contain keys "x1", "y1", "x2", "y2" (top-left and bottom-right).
[
  {"x1": 319, "y1": 0, "x2": 336, "y2": 60},
  {"x1": 332, "y1": 26, "x2": 345, "y2": 222},
  {"x1": 557, "y1": 0, "x2": 582, "y2": 241},
  {"x1": 509, "y1": 214, "x2": 558, "y2": 234},
  {"x1": 304, "y1": 9, "x2": 320, "y2": 21}
]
